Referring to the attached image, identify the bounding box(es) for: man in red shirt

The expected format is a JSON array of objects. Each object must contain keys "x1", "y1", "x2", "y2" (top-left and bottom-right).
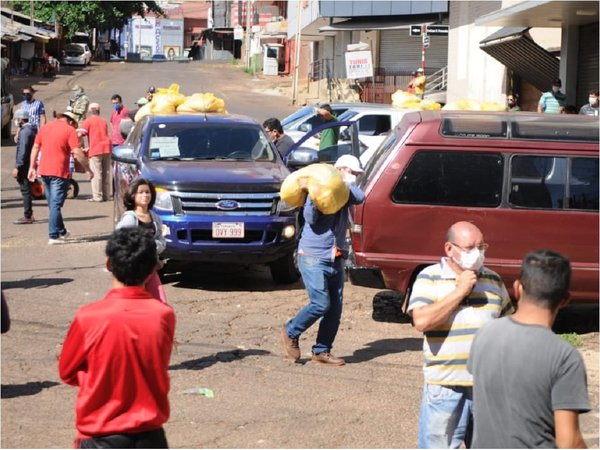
[
  {"x1": 110, "y1": 94, "x2": 129, "y2": 146},
  {"x1": 80, "y1": 103, "x2": 112, "y2": 202},
  {"x1": 27, "y1": 112, "x2": 93, "y2": 245},
  {"x1": 59, "y1": 227, "x2": 176, "y2": 449}
]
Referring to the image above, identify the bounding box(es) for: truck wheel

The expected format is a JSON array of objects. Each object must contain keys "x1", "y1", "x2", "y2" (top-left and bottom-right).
[
  {"x1": 269, "y1": 250, "x2": 300, "y2": 284},
  {"x1": 1, "y1": 120, "x2": 10, "y2": 139}
]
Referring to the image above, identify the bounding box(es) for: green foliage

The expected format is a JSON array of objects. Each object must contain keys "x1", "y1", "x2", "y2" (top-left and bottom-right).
[
  {"x1": 7, "y1": 1, "x2": 164, "y2": 39},
  {"x1": 560, "y1": 333, "x2": 583, "y2": 347}
]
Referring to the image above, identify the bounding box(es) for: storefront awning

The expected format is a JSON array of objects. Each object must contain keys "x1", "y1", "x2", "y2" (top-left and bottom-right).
[
  {"x1": 319, "y1": 17, "x2": 433, "y2": 32},
  {"x1": 475, "y1": 0, "x2": 598, "y2": 28},
  {"x1": 479, "y1": 26, "x2": 559, "y2": 91}
]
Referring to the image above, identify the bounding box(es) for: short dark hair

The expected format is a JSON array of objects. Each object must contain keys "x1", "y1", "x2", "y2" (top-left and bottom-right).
[
  {"x1": 552, "y1": 78, "x2": 562, "y2": 87},
  {"x1": 111, "y1": 94, "x2": 123, "y2": 102},
  {"x1": 319, "y1": 104, "x2": 333, "y2": 114},
  {"x1": 106, "y1": 228, "x2": 157, "y2": 286},
  {"x1": 589, "y1": 89, "x2": 599, "y2": 96},
  {"x1": 123, "y1": 178, "x2": 156, "y2": 210},
  {"x1": 519, "y1": 250, "x2": 571, "y2": 310},
  {"x1": 262, "y1": 117, "x2": 283, "y2": 134}
]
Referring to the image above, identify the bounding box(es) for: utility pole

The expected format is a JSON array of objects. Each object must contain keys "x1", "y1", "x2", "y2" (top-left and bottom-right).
[
  {"x1": 30, "y1": 0, "x2": 34, "y2": 25},
  {"x1": 291, "y1": 0, "x2": 302, "y2": 105},
  {"x1": 245, "y1": 0, "x2": 252, "y2": 70}
]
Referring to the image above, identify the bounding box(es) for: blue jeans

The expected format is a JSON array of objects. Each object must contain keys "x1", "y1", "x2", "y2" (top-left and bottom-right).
[
  {"x1": 418, "y1": 383, "x2": 473, "y2": 449},
  {"x1": 41, "y1": 176, "x2": 69, "y2": 239},
  {"x1": 286, "y1": 255, "x2": 345, "y2": 355}
]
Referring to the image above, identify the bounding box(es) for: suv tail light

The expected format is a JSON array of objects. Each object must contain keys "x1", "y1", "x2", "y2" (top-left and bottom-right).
[{"x1": 350, "y1": 223, "x2": 363, "y2": 253}]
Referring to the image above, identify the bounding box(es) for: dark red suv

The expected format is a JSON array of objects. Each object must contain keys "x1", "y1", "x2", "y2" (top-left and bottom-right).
[{"x1": 348, "y1": 111, "x2": 599, "y2": 305}]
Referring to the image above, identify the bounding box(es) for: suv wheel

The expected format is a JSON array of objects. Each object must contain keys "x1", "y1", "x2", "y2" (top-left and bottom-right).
[{"x1": 269, "y1": 250, "x2": 300, "y2": 284}]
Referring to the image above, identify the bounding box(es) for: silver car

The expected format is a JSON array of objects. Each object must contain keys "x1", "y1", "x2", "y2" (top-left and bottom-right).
[{"x1": 62, "y1": 43, "x2": 92, "y2": 66}]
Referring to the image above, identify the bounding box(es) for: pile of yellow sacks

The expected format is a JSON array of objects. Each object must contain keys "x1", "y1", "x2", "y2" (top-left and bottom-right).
[
  {"x1": 134, "y1": 83, "x2": 227, "y2": 122},
  {"x1": 391, "y1": 90, "x2": 442, "y2": 110},
  {"x1": 441, "y1": 99, "x2": 505, "y2": 111},
  {"x1": 280, "y1": 164, "x2": 349, "y2": 215}
]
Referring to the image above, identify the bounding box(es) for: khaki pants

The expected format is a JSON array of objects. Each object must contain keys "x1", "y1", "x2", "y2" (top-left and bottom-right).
[{"x1": 90, "y1": 154, "x2": 113, "y2": 201}]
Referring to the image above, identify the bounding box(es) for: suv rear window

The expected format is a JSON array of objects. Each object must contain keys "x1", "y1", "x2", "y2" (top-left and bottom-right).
[
  {"x1": 509, "y1": 156, "x2": 599, "y2": 210},
  {"x1": 392, "y1": 151, "x2": 503, "y2": 207}
]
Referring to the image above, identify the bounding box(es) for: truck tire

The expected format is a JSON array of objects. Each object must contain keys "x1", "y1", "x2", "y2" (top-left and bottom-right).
[
  {"x1": 269, "y1": 250, "x2": 300, "y2": 284},
  {"x1": 1, "y1": 120, "x2": 10, "y2": 139}
]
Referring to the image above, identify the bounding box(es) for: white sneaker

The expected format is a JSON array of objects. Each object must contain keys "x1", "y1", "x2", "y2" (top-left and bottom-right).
[
  {"x1": 59, "y1": 230, "x2": 70, "y2": 240},
  {"x1": 48, "y1": 238, "x2": 66, "y2": 245}
]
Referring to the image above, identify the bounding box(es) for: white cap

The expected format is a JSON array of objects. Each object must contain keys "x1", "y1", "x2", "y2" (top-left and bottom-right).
[
  {"x1": 334, "y1": 154, "x2": 364, "y2": 173},
  {"x1": 416, "y1": 67, "x2": 424, "y2": 72}
]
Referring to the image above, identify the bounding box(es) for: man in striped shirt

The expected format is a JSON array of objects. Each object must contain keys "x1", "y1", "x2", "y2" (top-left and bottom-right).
[
  {"x1": 407, "y1": 221, "x2": 514, "y2": 449},
  {"x1": 19, "y1": 86, "x2": 46, "y2": 128}
]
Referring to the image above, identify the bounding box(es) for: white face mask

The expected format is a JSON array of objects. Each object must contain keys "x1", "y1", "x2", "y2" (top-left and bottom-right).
[
  {"x1": 453, "y1": 248, "x2": 485, "y2": 271},
  {"x1": 552, "y1": 86, "x2": 560, "y2": 93},
  {"x1": 589, "y1": 96, "x2": 598, "y2": 106},
  {"x1": 343, "y1": 173, "x2": 357, "y2": 184}
]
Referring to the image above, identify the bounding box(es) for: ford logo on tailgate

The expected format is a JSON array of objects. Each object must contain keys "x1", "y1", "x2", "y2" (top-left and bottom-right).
[{"x1": 216, "y1": 199, "x2": 240, "y2": 210}]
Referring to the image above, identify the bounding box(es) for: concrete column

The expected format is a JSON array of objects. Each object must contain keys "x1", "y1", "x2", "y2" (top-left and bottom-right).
[{"x1": 560, "y1": 25, "x2": 579, "y2": 106}]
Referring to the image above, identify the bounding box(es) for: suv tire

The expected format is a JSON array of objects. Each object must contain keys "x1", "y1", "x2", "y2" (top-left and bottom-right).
[{"x1": 269, "y1": 250, "x2": 300, "y2": 284}]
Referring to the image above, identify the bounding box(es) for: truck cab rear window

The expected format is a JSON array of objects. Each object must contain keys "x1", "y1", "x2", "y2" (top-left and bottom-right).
[{"x1": 392, "y1": 151, "x2": 503, "y2": 207}]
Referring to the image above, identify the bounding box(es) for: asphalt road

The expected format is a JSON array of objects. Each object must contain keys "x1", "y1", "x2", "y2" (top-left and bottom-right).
[{"x1": 1, "y1": 61, "x2": 598, "y2": 448}]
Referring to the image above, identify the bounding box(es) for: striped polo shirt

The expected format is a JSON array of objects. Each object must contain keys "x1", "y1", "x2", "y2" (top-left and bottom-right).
[
  {"x1": 407, "y1": 258, "x2": 514, "y2": 386},
  {"x1": 20, "y1": 99, "x2": 46, "y2": 127}
]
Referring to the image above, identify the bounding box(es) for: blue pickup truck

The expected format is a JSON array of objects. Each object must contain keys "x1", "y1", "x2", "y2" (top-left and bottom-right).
[{"x1": 112, "y1": 113, "x2": 301, "y2": 283}]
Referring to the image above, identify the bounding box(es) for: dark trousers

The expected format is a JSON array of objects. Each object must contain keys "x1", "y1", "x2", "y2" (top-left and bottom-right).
[
  {"x1": 76, "y1": 427, "x2": 168, "y2": 449},
  {"x1": 16, "y1": 170, "x2": 33, "y2": 219}
]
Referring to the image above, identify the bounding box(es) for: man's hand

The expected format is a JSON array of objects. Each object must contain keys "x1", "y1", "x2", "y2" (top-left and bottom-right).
[
  {"x1": 11, "y1": 168, "x2": 18, "y2": 179},
  {"x1": 86, "y1": 169, "x2": 94, "y2": 180},
  {"x1": 456, "y1": 270, "x2": 477, "y2": 297},
  {"x1": 27, "y1": 168, "x2": 37, "y2": 183}
]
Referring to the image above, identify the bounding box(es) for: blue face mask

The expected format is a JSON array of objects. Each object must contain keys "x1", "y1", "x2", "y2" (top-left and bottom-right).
[{"x1": 113, "y1": 103, "x2": 121, "y2": 111}]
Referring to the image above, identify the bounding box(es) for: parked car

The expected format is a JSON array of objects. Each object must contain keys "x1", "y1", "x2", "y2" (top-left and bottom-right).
[
  {"x1": 281, "y1": 103, "x2": 351, "y2": 134},
  {"x1": 347, "y1": 111, "x2": 599, "y2": 306},
  {"x1": 151, "y1": 54, "x2": 167, "y2": 62},
  {"x1": 62, "y1": 43, "x2": 92, "y2": 66},
  {"x1": 112, "y1": 113, "x2": 301, "y2": 284},
  {"x1": 286, "y1": 104, "x2": 414, "y2": 165},
  {"x1": 336, "y1": 106, "x2": 416, "y2": 165},
  {"x1": 1, "y1": 57, "x2": 13, "y2": 139}
]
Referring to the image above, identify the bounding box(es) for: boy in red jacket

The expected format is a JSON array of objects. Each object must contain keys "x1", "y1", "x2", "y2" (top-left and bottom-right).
[{"x1": 59, "y1": 227, "x2": 175, "y2": 448}]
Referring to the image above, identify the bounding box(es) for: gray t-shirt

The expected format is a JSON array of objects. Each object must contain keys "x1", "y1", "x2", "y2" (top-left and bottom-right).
[{"x1": 468, "y1": 316, "x2": 590, "y2": 448}]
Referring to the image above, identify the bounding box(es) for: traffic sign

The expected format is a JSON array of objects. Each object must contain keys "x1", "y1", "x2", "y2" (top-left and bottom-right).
[
  {"x1": 422, "y1": 35, "x2": 430, "y2": 48},
  {"x1": 426, "y1": 25, "x2": 449, "y2": 36},
  {"x1": 409, "y1": 24, "x2": 422, "y2": 37},
  {"x1": 410, "y1": 24, "x2": 449, "y2": 37}
]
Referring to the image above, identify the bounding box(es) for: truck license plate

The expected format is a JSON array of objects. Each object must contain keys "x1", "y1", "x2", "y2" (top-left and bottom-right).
[{"x1": 212, "y1": 222, "x2": 244, "y2": 238}]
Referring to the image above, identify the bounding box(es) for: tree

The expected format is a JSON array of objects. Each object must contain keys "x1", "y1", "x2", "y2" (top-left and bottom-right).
[{"x1": 7, "y1": 1, "x2": 164, "y2": 39}]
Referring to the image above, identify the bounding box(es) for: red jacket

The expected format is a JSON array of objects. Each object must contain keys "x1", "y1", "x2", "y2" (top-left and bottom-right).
[{"x1": 58, "y1": 287, "x2": 175, "y2": 440}]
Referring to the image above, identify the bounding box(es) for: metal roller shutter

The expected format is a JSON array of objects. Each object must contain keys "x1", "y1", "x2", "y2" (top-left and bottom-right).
[
  {"x1": 577, "y1": 23, "x2": 599, "y2": 108},
  {"x1": 379, "y1": 29, "x2": 448, "y2": 72}
]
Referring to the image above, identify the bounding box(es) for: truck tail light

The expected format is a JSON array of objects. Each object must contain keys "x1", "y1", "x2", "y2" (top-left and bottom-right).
[{"x1": 351, "y1": 223, "x2": 363, "y2": 253}]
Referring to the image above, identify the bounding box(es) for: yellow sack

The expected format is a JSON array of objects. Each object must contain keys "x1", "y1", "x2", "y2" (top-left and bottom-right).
[
  {"x1": 134, "y1": 102, "x2": 154, "y2": 122},
  {"x1": 280, "y1": 164, "x2": 349, "y2": 215},
  {"x1": 420, "y1": 99, "x2": 442, "y2": 110},
  {"x1": 152, "y1": 92, "x2": 186, "y2": 114},
  {"x1": 177, "y1": 92, "x2": 226, "y2": 113}
]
